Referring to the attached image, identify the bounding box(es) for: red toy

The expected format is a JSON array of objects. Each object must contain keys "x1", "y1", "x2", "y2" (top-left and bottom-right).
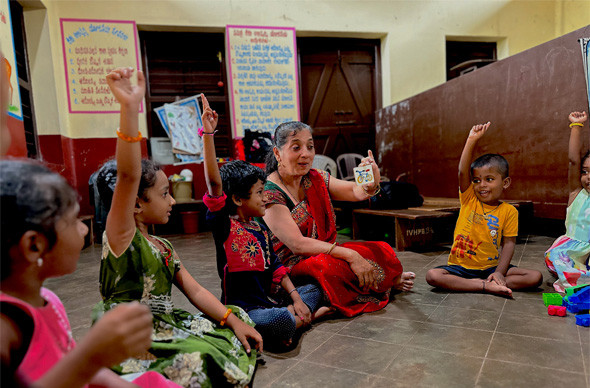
[{"x1": 547, "y1": 305, "x2": 567, "y2": 317}]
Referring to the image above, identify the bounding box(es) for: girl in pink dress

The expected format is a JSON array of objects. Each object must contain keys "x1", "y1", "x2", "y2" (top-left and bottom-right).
[{"x1": 0, "y1": 160, "x2": 178, "y2": 388}]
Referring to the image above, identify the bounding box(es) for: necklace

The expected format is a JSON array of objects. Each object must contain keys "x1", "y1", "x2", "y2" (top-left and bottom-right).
[
  {"x1": 150, "y1": 236, "x2": 172, "y2": 266},
  {"x1": 277, "y1": 171, "x2": 301, "y2": 204},
  {"x1": 480, "y1": 201, "x2": 501, "y2": 216}
]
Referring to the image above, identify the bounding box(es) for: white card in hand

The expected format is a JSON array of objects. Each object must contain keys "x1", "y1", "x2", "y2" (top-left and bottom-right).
[{"x1": 353, "y1": 166, "x2": 374, "y2": 186}]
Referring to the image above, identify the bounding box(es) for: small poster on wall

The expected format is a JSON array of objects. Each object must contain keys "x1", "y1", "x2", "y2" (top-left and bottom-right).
[
  {"x1": 60, "y1": 18, "x2": 142, "y2": 114},
  {"x1": 226, "y1": 25, "x2": 299, "y2": 138},
  {"x1": 0, "y1": 0, "x2": 22, "y2": 120}
]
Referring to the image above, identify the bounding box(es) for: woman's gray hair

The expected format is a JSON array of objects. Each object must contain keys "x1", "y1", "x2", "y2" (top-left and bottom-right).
[{"x1": 265, "y1": 121, "x2": 313, "y2": 174}]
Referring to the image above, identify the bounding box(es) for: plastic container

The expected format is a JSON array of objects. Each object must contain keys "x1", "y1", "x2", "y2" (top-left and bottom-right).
[
  {"x1": 180, "y1": 211, "x2": 199, "y2": 234},
  {"x1": 171, "y1": 181, "x2": 193, "y2": 202}
]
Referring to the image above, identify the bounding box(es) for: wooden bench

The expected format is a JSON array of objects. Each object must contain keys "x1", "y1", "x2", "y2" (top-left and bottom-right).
[
  {"x1": 352, "y1": 208, "x2": 456, "y2": 251},
  {"x1": 351, "y1": 198, "x2": 534, "y2": 251}
]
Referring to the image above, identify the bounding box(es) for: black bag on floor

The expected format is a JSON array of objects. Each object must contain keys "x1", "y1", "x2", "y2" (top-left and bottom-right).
[{"x1": 369, "y1": 181, "x2": 423, "y2": 209}]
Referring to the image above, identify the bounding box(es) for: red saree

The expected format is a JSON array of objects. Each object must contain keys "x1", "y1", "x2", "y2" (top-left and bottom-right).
[{"x1": 265, "y1": 169, "x2": 403, "y2": 317}]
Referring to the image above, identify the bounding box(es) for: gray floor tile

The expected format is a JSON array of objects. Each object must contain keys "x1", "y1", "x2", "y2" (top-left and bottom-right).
[
  {"x1": 487, "y1": 332, "x2": 585, "y2": 372},
  {"x1": 312, "y1": 315, "x2": 356, "y2": 333},
  {"x1": 439, "y1": 292, "x2": 507, "y2": 312},
  {"x1": 253, "y1": 356, "x2": 299, "y2": 387},
  {"x1": 268, "y1": 361, "x2": 381, "y2": 388},
  {"x1": 263, "y1": 328, "x2": 335, "y2": 360},
  {"x1": 477, "y1": 359, "x2": 587, "y2": 388},
  {"x1": 371, "y1": 301, "x2": 438, "y2": 322},
  {"x1": 496, "y1": 312, "x2": 581, "y2": 342},
  {"x1": 392, "y1": 283, "x2": 448, "y2": 305},
  {"x1": 304, "y1": 334, "x2": 401, "y2": 374},
  {"x1": 381, "y1": 347, "x2": 483, "y2": 388},
  {"x1": 502, "y1": 294, "x2": 553, "y2": 317},
  {"x1": 338, "y1": 314, "x2": 422, "y2": 344},
  {"x1": 426, "y1": 306, "x2": 501, "y2": 331},
  {"x1": 405, "y1": 323, "x2": 494, "y2": 358}
]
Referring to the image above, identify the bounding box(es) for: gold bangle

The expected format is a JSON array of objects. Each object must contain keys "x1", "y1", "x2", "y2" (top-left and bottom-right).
[
  {"x1": 569, "y1": 122, "x2": 584, "y2": 127},
  {"x1": 326, "y1": 242, "x2": 337, "y2": 255},
  {"x1": 220, "y1": 308, "x2": 232, "y2": 326},
  {"x1": 116, "y1": 129, "x2": 142, "y2": 143},
  {"x1": 362, "y1": 183, "x2": 381, "y2": 197}
]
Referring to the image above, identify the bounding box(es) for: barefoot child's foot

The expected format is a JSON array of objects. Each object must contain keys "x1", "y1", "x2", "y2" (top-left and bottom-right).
[
  {"x1": 393, "y1": 272, "x2": 416, "y2": 291},
  {"x1": 311, "y1": 306, "x2": 336, "y2": 321},
  {"x1": 482, "y1": 280, "x2": 512, "y2": 297}
]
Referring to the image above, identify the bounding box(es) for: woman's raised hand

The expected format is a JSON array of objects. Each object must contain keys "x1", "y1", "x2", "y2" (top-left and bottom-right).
[
  {"x1": 359, "y1": 150, "x2": 381, "y2": 189},
  {"x1": 106, "y1": 67, "x2": 145, "y2": 108}
]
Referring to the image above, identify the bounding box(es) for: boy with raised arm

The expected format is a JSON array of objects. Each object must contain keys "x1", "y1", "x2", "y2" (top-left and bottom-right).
[{"x1": 426, "y1": 122, "x2": 542, "y2": 296}]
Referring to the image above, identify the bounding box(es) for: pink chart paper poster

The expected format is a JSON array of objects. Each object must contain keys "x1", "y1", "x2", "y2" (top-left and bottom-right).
[
  {"x1": 226, "y1": 25, "x2": 299, "y2": 138},
  {"x1": 60, "y1": 18, "x2": 142, "y2": 114}
]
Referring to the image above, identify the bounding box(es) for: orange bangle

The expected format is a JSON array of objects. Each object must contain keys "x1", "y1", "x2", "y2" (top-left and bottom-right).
[
  {"x1": 116, "y1": 129, "x2": 142, "y2": 143},
  {"x1": 220, "y1": 308, "x2": 232, "y2": 326}
]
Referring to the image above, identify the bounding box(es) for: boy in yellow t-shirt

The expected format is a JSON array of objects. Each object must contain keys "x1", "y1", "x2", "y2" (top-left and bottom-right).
[{"x1": 426, "y1": 122, "x2": 542, "y2": 297}]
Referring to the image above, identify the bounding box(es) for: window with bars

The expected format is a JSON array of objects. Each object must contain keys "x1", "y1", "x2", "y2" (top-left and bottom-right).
[{"x1": 10, "y1": 0, "x2": 37, "y2": 158}]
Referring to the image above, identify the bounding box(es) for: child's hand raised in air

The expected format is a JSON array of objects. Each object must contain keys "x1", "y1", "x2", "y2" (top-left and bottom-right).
[
  {"x1": 468, "y1": 122, "x2": 491, "y2": 141},
  {"x1": 106, "y1": 67, "x2": 145, "y2": 108},
  {"x1": 200, "y1": 94, "x2": 218, "y2": 134},
  {"x1": 569, "y1": 111, "x2": 587, "y2": 125}
]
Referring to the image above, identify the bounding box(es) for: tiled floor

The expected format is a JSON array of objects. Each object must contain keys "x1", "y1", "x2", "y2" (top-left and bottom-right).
[{"x1": 46, "y1": 233, "x2": 590, "y2": 388}]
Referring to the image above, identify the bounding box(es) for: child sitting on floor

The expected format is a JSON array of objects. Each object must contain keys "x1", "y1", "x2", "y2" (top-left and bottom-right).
[
  {"x1": 93, "y1": 67, "x2": 262, "y2": 387},
  {"x1": 0, "y1": 160, "x2": 180, "y2": 388},
  {"x1": 426, "y1": 122, "x2": 542, "y2": 296},
  {"x1": 200, "y1": 94, "x2": 329, "y2": 346},
  {"x1": 545, "y1": 111, "x2": 590, "y2": 292}
]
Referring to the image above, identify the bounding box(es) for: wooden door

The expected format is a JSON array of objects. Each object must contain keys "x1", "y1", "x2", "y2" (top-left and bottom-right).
[{"x1": 298, "y1": 38, "x2": 381, "y2": 159}]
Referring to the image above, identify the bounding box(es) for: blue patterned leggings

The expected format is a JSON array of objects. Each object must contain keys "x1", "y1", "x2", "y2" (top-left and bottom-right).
[{"x1": 247, "y1": 283, "x2": 323, "y2": 341}]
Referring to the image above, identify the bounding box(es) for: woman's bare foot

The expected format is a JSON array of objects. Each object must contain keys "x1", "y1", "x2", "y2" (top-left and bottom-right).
[
  {"x1": 482, "y1": 280, "x2": 513, "y2": 297},
  {"x1": 393, "y1": 272, "x2": 415, "y2": 291}
]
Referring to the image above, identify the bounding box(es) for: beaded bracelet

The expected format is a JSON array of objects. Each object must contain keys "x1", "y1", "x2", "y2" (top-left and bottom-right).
[
  {"x1": 362, "y1": 183, "x2": 381, "y2": 197},
  {"x1": 569, "y1": 122, "x2": 584, "y2": 127},
  {"x1": 116, "y1": 129, "x2": 142, "y2": 143},
  {"x1": 220, "y1": 308, "x2": 232, "y2": 326},
  {"x1": 198, "y1": 127, "x2": 218, "y2": 137}
]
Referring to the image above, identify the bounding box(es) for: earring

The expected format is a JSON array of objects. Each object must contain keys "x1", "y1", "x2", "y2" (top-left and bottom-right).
[
  {"x1": 37, "y1": 258, "x2": 43, "y2": 267},
  {"x1": 277, "y1": 160, "x2": 281, "y2": 168}
]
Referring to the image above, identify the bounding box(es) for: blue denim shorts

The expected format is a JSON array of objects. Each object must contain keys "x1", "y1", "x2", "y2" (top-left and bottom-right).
[{"x1": 436, "y1": 264, "x2": 515, "y2": 279}]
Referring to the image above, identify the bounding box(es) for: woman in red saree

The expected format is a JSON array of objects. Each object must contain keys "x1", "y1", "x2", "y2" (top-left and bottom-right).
[{"x1": 263, "y1": 122, "x2": 415, "y2": 317}]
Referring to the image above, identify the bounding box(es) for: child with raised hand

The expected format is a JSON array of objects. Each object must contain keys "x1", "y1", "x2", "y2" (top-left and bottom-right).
[
  {"x1": 545, "y1": 111, "x2": 590, "y2": 292},
  {"x1": 0, "y1": 160, "x2": 173, "y2": 388},
  {"x1": 426, "y1": 122, "x2": 542, "y2": 297},
  {"x1": 200, "y1": 94, "x2": 327, "y2": 348},
  {"x1": 95, "y1": 67, "x2": 262, "y2": 387}
]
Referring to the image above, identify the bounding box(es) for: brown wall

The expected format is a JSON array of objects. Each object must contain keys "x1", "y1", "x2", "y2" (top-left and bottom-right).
[{"x1": 375, "y1": 26, "x2": 590, "y2": 220}]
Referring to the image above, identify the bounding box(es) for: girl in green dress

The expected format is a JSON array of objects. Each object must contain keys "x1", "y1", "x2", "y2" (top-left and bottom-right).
[{"x1": 94, "y1": 67, "x2": 262, "y2": 388}]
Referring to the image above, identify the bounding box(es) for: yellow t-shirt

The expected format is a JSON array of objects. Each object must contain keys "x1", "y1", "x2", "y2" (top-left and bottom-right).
[{"x1": 447, "y1": 184, "x2": 518, "y2": 270}]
